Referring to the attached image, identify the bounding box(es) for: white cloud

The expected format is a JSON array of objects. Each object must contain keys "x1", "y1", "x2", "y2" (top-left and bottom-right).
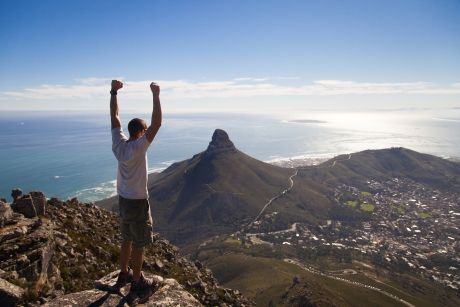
[
  {"x1": 2, "y1": 78, "x2": 460, "y2": 102},
  {"x1": 75, "y1": 77, "x2": 115, "y2": 85}
]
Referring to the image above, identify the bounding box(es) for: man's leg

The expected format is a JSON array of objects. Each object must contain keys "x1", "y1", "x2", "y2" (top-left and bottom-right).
[
  {"x1": 114, "y1": 239, "x2": 133, "y2": 288},
  {"x1": 120, "y1": 240, "x2": 132, "y2": 273},
  {"x1": 132, "y1": 246, "x2": 144, "y2": 281}
]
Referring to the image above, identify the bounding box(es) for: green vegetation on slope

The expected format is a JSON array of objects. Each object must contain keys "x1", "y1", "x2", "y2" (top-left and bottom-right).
[
  {"x1": 418, "y1": 212, "x2": 431, "y2": 219},
  {"x1": 360, "y1": 203, "x2": 375, "y2": 212},
  {"x1": 346, "y1": 200, "x2": 358, "y2": 208},
  {"x1": 196, "y1": 236, "x2": 460, "y2": 307}
]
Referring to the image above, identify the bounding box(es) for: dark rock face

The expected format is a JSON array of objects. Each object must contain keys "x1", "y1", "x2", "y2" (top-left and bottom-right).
[
  {"x1": 205, "y1": 129, "x2": 237, "y2": 156},
  {"x1": 30, "y1": 191, "x2": 46, "y2": 216},
  {"x1": 12, "y1": 194, "x2": 37, "y2": 218},
  {"x1": 48, "y1": 198, "x2": 63, "y2": 207},
  {"x1": 11, "y1": 191, "x2": 46, "y2": 218},
  {"x1": 0, "y1": 200, "x2": 13, "y2": 227},
  {"x1": 0, "y1": 278, "x2": 24, "y2": 307},
  {"x1": 11, "y1": 189, "x2": 22, "y2": 201},
  {"x1": 0, "y1": 215, "x2": 59, "y2": 301}
]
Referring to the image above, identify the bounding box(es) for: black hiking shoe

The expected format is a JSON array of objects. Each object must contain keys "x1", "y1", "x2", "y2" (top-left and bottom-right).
[
  {"x1": 129, "y1": 273, "x2": 157, "y2": 304},
  {"x1": 114, "y1": 267, "x2": 133, "y2": 288},
  {"x1": 94, "y1": 268, "x2": 133, "y2": 294}
]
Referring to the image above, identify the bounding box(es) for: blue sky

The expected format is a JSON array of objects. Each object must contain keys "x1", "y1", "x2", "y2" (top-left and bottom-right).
[{"x1": 1, "y1": 0, "x2": 459, "y2": 113}]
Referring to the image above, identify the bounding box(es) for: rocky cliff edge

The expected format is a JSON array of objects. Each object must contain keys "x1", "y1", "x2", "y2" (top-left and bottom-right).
[{"x1": 0, "y1": 190, "x2": 252, "y2": 306}]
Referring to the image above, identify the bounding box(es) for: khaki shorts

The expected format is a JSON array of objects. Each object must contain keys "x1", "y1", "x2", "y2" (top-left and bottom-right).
[{"x1": 118, "y1": 196, "x2": 153, "y2": 249}]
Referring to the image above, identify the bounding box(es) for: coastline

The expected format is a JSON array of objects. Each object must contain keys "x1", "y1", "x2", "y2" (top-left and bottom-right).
[
  {"x1": 73, "y1": 153, "x2": 339, "y2": 202},
  {"x1": 2, "y1": 149, "x2": 459, "y2": 204},
  {"x1": 73, "y1": 150, "x2": 460, "y2": 203},
  {"x1": 2, "y1": 111, "x2": 460, "y2": 203}
]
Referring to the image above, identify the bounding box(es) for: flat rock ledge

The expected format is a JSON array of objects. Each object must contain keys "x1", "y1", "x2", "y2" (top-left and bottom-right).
[
  {"x1": 0, "y1": 277, "x2": 25, "y2": 307},
  {"x1": 45, "y1": 270, "x2": 203, "y2": 307}
]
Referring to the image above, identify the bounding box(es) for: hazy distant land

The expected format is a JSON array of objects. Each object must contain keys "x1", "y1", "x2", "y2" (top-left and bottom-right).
[
  {"x1": 288, "y1": 119, "x2": 327, "y2": 124},
  {"x1": 268, "y1": 155, "x2": 331, "y2": 168}
]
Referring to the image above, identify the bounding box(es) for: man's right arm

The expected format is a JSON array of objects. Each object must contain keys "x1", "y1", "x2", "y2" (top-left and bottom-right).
[
  {"x1": 110, "y1": 80, "x2": 123, "y2": 130},
  {"x1": 145, "y1": 82, "x2": 162, "y2": 143}
]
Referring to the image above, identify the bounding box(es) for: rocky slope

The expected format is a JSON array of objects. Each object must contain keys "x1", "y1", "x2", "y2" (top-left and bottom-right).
[{"x1": 0, "y1": 191, "x2": 252, "y2": 306}]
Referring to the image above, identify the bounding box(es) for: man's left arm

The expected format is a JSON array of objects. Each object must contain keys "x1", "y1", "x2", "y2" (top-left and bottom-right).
[
  {"x1": 110, "y1": 80, "x2": 123, "y2": 129},
  {"x1": 145, "y1": 82, "x2": 162, "y2": 143}
]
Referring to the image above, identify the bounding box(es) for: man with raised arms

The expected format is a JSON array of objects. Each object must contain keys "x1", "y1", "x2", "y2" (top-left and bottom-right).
[{"x1": 109, "y1": 79, "x2": 162, "y2": 302}]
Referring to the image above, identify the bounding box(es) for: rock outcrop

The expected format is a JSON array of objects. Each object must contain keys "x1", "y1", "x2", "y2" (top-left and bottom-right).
[
  {"x1": 11, "y1": 188, "x2": 22, "y2": 201},
  {"x1": 11, "y1": 194, "x2": 37, "y2": 218},
  {"x1": 47, "y1": 271, "x2": 203, "y2": 306},
  {"x1": 10, "y1": 191, "x2": 47, "y2": 218},
  {"x1": 0, "y1": 190, "x2": 252, "y2": 306},
  {"x1": 0, "y1": 212, "x2": 60, "y2": 304},
  {"x1": 204, "y1": 129, "x2": 237, "y2": 157},
  {"x1": 0, "y1": 277, "x2": 25, "y2": 307},
  {"x1": 0, "y1": 200, "x2": 14, "y2": 227},
  {"x1": 30, "y1": 191, "x2": 46, "y2": 216}
]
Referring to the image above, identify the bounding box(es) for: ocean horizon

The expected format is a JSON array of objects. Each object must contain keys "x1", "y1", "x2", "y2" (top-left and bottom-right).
[{"x1": 1, "y1": 109, "x2": 459, "y2": 203}]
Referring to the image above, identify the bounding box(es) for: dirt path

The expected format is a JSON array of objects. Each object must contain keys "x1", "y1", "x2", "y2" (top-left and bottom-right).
[
  {"x1": 285, "y1": 258, "x2": 416, "y2": 307},
  {"x1": 251, "y1": 169, "x2": 298, "y2": 224},
  {"x1": 312, "y1": 153, "x2": 352, "y2": 169}
]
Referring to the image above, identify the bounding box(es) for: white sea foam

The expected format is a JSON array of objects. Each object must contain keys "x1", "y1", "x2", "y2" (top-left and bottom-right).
[
  {"x1": 266, "y1": 152, "x2": 340, "y2": 168},
  {"x1": 148, "y1": 160, "x2": 175, "y2": 174},
  {"x1": 74, "y1": 180, "x2": 117, "y2": 203},
  {"x1": 74, "y1": 161, "x2": 176, "y2": 202}
]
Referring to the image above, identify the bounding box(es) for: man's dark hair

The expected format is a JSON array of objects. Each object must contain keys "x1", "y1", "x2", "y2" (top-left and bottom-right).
[{"x1": 128, "y1": 118, "x2": 147, "y2": 138}]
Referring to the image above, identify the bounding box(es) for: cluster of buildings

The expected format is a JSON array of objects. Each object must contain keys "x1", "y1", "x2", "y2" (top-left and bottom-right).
[{"x1": 242, "y1": 177, "x2": 460, "y2": 291}]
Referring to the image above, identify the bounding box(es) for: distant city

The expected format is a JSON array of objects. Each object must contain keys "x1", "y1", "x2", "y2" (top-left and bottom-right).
[{"x1": 239, "y1": 177, "x2": 459, "y2": 291}]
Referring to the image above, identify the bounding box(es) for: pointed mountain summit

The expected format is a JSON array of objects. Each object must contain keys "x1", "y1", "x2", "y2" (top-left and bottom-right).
[
  {"x1": 205, "y1": 129, "x2": 237, "y2": 156},
  {"x1": 145, "y1": 129, "x2": 293, "y2": 246}
]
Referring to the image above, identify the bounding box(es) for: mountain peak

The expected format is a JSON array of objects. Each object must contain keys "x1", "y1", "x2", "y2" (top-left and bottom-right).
[{"x1": 205, "y1": 129, "x2": 237, "y2": 156}]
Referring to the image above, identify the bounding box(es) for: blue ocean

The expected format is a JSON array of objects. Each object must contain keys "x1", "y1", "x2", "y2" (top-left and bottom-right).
[{"x1": 1, "y1": 110, "x2": 459, "y2": 202}]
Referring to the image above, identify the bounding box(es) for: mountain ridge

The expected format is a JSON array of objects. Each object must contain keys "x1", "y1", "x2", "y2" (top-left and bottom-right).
[{"x1": 97, "y1": 130, "x2": 460, "y2": 248}]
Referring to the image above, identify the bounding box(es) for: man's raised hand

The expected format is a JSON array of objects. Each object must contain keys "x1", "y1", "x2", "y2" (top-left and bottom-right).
[
  {"x1": 146, "y1": 82, "x2": 162, "y2": 143},
  {"x1": 111, "y1": 80, "x2": 123, "y2": 91},
  {"x1": 150, "y1": 82, "x2": 160, "y2": 98}
]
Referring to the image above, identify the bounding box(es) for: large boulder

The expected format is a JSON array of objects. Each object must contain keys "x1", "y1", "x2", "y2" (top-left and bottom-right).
[
  {"x1": 149, "y1": 278, "x2": 203, "y2": 306},
  {"x1": 46, "y1": 271, "x2": 203, "y2": 307},
  {"x1": 0, "y1": 218, "x2": 57, "y2": 299},
  {"x1": 30, "y1": 191, "x2": 46, "y2": 216},
  {"x1": 17, "y1": 237, "x2": 54, "y2": 286},
  {"x1": 0, "y1": 277, "x2": 25, "y2": 307},
  {"x1": 0, "y1": 200, "x2": 13, "y2": 227},
  {"x1": 12, "y1": 194, "x2": 37, "y2": 218},
  {"x1": 48, "y1": 198, "x2": 63, "y2": 207},
  {"x1": 11, "y1": 188, "x2": 22, "y2": 201}
]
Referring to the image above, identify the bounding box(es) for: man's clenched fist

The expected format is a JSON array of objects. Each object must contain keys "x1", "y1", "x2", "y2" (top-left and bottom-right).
[
  {"x1": 111, "y1": 80, "x2": 123, "y2": 91},
  {"x1": 150, "y1": 82, "x2": 160, "y2": 97}
]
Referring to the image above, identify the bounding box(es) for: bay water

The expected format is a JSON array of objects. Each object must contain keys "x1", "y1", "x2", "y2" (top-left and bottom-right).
[{"x1": 1, "y1": 110, "x2": 459, "y2": 202}]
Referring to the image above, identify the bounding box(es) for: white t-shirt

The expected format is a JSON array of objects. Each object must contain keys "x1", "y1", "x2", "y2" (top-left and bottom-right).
[{"x1": 111, "y1": 127, "x2": 151, "y2": 199}]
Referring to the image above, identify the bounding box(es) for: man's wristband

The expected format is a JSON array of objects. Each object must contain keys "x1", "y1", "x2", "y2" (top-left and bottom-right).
[{"x1": 110, "y1": 89, "x2": 117, "y2": 96}]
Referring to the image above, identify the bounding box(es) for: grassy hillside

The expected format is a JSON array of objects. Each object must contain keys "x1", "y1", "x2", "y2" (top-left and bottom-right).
[
  {"x1": 149, "y1": 148, "x2": 292, "y2": 245},
  {"x1": 196, "y1": 238, "x2": 460, "y2": 307},
  {"x1": 299, "y1": 148, "x2": 460, "y2": 192},
  {"x1": 97, "y1": 140, "x2": 460, "y2": 244},
  {"x1": 95, "y1": 141, "x2": 460, "y2": 306},
  {"x1": 265, "y1": 147, "x2": 460, "y2": 227}
]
